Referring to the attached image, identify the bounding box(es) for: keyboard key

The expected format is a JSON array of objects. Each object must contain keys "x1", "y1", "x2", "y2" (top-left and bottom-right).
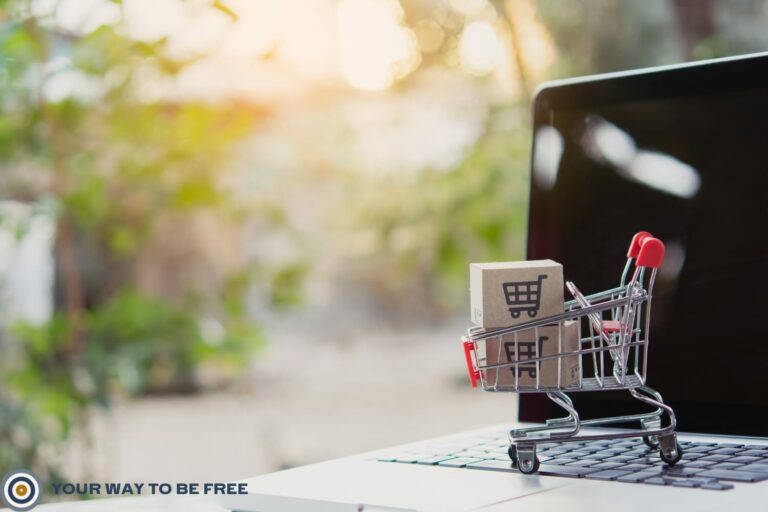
[
  {"x1": 718, "y1": 443, "x2": 745, "y2": 448},
  {"x1": 591, "y1": 462, "x2": 625, "y2": 469},
  {"x1": 603, "y1": 456, "x2": 636, "y2": 463},
  {"x1": 700, "y1": 482, "x2": 735, "y2": 491},
  {"x1": 389, "y1": 454, "x2": 420, "y2": 463},
  {"x1": 700, "y1": 454, "x2": 729, "y2": 462},
  {"x1": 616, "y1": 471, "x2": 659, "y2": 483},
  {"x1": 538, "y1": 464, "x2": 600, "y2": 478},
  {"x1": 568, "y1": 450, "x2": 597, "y2": 458},
  {"x1": 644, "y1": 477, "x2": 671, "y2": 486},
  {"x1": 416, "y1": 455, "x2": 457, "y2": 465},
  {"x1": 709, "y1": 448, "x2": 741, "y2": 455},
  {"x1": 709, "y1": 462, "x2": 742, "y2": 470},
  {"x1": 738, "y1": 449, "x2": 768, "y2": 457},
  {"x1": 729, "y1": 456, "x2": 762, "y2": 464},
  {"x1": 587, "y1": 469, "x2": 633, "y2": 481},
  {"x1": 581, "y1": 453, "x2": 609, "y2": 461},
  {"x1": 565, "y1": 460, "x2": 601, "y2": 467},
  {"x1": 438, "y1": 457, "x2": 485, "y2": 468},
  {"x1": 622, "y1": 464, "x2": 654, "y2": 471},
  {"x1": 686, "y1": 477, "x2": 719, "y2": 485},
  {"x1": 672, "y1": 480, "x2": 699, "y2": 488},
  {"x1": 661, "y1": 465, "x2": 705, "y2": 476},
  {"x1": 583, "y1": 441, "x2": 611, "y2": 447},
  {"x1": 625, "y1": 466, "x2": 710, "y2": 480},
  {"x1": 686, "y1": 460, "x2": 717, "y2": 468},
  {"x1": 685, "y1": 446, "x2": 716, "y2": 453},
  {"x1": 541, "y1": 448, "x2": 570, "y2": 456},
  {"x1": 475, "y1": 443, "x2": 505, "y2": 451},
  {"x1": 733, "y1": 463, "x2": 768, "y2": 474},
  {"x1": 631, "y1": 457, "x2": 661, "y2": 465},
  {"x1": 595, "y1": 449, "x2": 625, "y2": 456},
  {"x1": 456, "y1": 450, "x2": 491, "y2": 459},
  {"x1": 697, "y1": 469, "x2": 768, "y2": 482},
  {"x1": 546, "y1": 458, "x2": 577, "y2": 466},
  {"x1": 466, "y1": 460, "x2": 516, "y2": 472}
]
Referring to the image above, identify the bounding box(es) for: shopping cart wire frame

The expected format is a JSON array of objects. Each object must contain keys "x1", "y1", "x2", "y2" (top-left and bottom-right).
[{"x1": 461, "y1": 232, "x2": 682, "y2": 474}]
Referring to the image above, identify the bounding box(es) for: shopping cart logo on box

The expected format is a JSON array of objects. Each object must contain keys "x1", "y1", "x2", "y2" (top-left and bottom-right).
[
  {"x1": 504, "y1": 336, "x2": 547, "y2": 378},
  {"x1": 502, "y1": 274, "x2": 547, "y2": 319}
]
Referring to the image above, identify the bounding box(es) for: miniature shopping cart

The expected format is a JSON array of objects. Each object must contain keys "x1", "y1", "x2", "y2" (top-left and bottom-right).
[
  {"x1": 462, "y1": 232, "x2": 681, "y2": 474},
  {"x1": 503, "y1": 274, "x2": 547, "y2": 319}
]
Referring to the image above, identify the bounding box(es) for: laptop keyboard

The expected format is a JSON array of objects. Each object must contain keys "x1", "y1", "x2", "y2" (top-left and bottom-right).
[{"x1": 377, "y1": 431, "x2": 768, "y2": 490}]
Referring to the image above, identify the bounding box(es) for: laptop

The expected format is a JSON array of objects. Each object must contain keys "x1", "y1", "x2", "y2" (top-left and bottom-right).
[{"x1": 222, "y1": 52, "x2": 768, "y2": 511}]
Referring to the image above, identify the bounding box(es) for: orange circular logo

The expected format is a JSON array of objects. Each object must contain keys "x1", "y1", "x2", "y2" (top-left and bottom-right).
[{"x1": 2, "y1": 470, "x2": 41, "y2": 511}]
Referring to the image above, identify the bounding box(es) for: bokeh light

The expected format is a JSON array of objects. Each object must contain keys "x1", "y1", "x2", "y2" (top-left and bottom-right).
[
  {"x1": 336, "y1": 0, "x2": 420, "y2": 91},
  {"x1": 460, "y1": 20, "x2": 502, "y2": 75}
]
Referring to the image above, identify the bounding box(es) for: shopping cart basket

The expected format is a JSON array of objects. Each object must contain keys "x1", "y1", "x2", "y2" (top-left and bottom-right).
[{"x1": 462, "y1": 232, "x2": 681, "y2": 474}]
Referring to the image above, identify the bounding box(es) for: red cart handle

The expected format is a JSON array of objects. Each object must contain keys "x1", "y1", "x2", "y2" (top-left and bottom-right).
[
  {"x1": 636, "y1": 236, "x2": 665, "y2": 268},
  {"x1": 463, "y1": 338, "x2": 480, "y2": 388},
  {"x1": 627, "y1": 231, "x2": 652, "y2": 258}
]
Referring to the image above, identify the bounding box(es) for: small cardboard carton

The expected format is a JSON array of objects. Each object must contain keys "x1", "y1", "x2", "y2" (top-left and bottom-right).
[
  {"x1": 484, "y1": 321, "x2": 580, "y2": 389},
  {"x1": 470, "y1": 259, "x2": 564, "y2": 328}
]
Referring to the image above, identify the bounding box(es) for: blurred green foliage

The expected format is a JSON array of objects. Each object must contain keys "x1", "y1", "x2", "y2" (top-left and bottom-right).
[
  {"x1": 340, "y1": 106, "x2": 530, "y2": 318},
  {"x1": 537, "y1": 0, "x2": 768, "y2": 76},
  {"x1": 0, "y1": 1, "x2": 266, "y2": 478}
]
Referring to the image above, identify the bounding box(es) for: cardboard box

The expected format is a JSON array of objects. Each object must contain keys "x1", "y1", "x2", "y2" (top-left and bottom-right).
[
  {"x1": 484, "y1": 321, "x2": 580, "y2": 388},
  {"x1": 470, "y1": 259, "x2": 564, "y2": 328}
]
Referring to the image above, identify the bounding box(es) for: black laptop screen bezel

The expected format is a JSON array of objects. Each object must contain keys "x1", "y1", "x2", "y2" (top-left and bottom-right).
[{"x1": 519, "y1": 52, "x2": 768, "y2": 432}]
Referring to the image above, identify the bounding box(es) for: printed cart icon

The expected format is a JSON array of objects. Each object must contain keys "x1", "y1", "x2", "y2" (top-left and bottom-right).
[{"x1": 502, "y1": 274, "x2": 547, "y2": 319}]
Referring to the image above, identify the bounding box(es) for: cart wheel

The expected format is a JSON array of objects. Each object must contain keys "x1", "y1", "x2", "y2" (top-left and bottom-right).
[
  {"x1": 517, "y1": 455, "x2": 540, "y2": 475},
  {"x1": 527, "y1": 310, "x2": 537, "y2": 318},
  {"x1": 510, "y1": 311, "x2": 521, "y2": 319},
  {"x1": 643, "y1": 435, "x2": 659, "y2": 449},
  {"x1": 660, "y1": 442, "x2": 683, "y2": 465},
  {"x1": 508, "y1": 444, "x2": 517, "y2": 462}
]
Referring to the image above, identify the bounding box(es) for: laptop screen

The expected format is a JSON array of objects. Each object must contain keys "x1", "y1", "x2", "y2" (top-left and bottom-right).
[{"x1": 522, "y1": 54, "x2": 768, "y2": 436}]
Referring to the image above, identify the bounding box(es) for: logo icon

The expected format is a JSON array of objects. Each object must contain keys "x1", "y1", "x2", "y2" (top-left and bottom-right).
[
  {"x1": 2, "y1": 470, "x2": 41, "y2": 511},
  {"x1": 503, "y1": 335, "x2": 548, "y2": 378},
  {"x1": 502, "y1": 274, "x2": 547, "y2": 319}
]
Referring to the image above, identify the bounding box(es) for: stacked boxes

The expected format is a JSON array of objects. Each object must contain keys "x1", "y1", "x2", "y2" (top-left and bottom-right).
[
  {"x1": 469, "y1": 259, "x2": 580, "y2": 388},
  {"x1": 483, "y1": 321, "x2": 580, "y2": 388}
]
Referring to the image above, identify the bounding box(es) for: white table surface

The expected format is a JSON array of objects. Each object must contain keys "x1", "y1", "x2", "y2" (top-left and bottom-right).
[{"x1": 1, "y1": 495, "x2": 228, "y2": 512}]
